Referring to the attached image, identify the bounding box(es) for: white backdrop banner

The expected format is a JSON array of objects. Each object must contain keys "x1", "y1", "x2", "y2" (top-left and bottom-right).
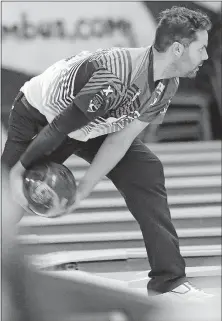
[{"x1": 2, "y1": 2, "x2": 156, "y2": 74}]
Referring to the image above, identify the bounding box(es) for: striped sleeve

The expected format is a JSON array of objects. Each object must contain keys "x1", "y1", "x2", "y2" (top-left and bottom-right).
[
  {"x1": 73, "y1": 69, "x2": 124, "y2": 120},
  {"x1": 90, "y1": 48, "x2": 132, "y2": 87}
]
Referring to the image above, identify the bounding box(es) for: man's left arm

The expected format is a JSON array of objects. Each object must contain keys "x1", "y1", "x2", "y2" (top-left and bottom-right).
[{"x1": 69, "y1": 119, "x2": 149, "y2": 211}]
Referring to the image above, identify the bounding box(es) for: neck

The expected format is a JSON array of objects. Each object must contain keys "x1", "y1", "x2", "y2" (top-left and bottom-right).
[{"x1": 152, "y1": 47, "x2": 176, "y2": 81}]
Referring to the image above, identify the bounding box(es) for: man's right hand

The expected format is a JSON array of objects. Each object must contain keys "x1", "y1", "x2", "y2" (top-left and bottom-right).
[
  {"x1": 66, "y1": 188, "x2": 83, "y2": 214},
  {"x1": 9, "y1": 161, "x2": 29, "y2": 210}
]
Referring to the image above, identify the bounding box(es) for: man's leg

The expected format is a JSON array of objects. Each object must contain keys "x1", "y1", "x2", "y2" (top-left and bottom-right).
[
  {"x1": 108, "y1": 139, "x2": 187, "y2": 294},
  {"x1": 1, "y1": 101, "x2": 39, "y2": 170},
  {"x1": 70, "y1": 136, "x2": 187, "y2": 294},
  {"x1": 2, "y1": 100, "x2": 186, "y2": 293},
  {"x1": 1, "y1": 99, "x2": 48, "y2": 222}
]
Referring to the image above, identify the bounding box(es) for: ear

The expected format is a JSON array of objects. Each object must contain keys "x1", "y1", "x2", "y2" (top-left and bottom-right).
[{"x1": 172, "y1": 42, "x2": 184, "y2": 57}]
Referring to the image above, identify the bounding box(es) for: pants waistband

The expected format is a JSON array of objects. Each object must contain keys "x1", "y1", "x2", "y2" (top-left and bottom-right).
[
  {"x1": 14, "y1": 91, "x2": 47, "y2": 124},
  {"x1": 14, "y1": 91, "x2": 34, "y2": 111}
]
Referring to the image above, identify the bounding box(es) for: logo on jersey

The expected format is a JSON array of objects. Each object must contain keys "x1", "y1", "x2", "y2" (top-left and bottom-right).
[
  {"x1": 149, "y1": 82, "x2": 166, "y2": 107},
  {"x1": 103, "y1": 85, "x2": 113, "y2": 96},
  {"x1": 159, "y1": 107, "x2": 167, "y2": 114},
  {"x1": 88, "y1": 93, "x2": 104, "y2": 112},
  {"x1": 87, "y1": 86, "x2": 114, "y2": 112},
  {"x1": 159, "y1": 99, "x2": 171, "y2": 114},
  {"x1": 132, "y1": 89, "x2": 141, "y2": 102}
]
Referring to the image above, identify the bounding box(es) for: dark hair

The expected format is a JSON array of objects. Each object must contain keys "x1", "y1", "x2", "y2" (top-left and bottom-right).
[{"x1": 154, "y1": 6, "x2": 212, "y2": 52}]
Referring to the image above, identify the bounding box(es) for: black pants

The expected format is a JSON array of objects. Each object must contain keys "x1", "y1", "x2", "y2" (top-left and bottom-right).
[{"x1": 2, "y1": 95, "x2": 187, "y2": 293}]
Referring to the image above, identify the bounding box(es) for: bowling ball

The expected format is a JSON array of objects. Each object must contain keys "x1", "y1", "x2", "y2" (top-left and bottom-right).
[{"x1": 23, "y1": 162, "x2": 76, "y2": 217}]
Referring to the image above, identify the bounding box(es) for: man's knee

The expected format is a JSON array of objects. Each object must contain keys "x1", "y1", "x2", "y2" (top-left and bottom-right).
[
  {"x1": 1, "y1": 139, "x2": 28, "y2": 169},
  {"x1": 128, "y1": 146, "x2": 165, "y2": 181},
  {"x1": 109, "y1": 148, "x2": 165, "y2": 192},
  {"x1": 148, "y1": 155, "x2": 165, "y2": 179},
  {"x1": 134, "y1": 156, "x2": 165, "y2": 188},
  {"x1": 135, "y1": 142, "x2": 165, "y2": 181}
]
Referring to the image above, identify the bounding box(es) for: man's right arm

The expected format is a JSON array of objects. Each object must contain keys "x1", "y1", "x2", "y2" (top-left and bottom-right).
[
  {"x1": 10, "y1": 67, "x2": 123, "y2": 209},
  {"x1": 17, "y1": 66, "x2": 119, "y2": 170},
  {"x1": 9, "y1": 102, "x2": 91, "y2": 210},
  {"x1": 20, "y1": 102, "x2": 90, "y2": 169}
]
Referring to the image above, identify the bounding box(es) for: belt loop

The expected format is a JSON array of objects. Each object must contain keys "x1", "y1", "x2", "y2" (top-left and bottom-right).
[{"x1": 13, "y1": 91, "x2": 24, "y2": 104}]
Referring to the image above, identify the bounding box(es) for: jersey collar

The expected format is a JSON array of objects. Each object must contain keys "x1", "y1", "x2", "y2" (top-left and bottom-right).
[
  {"x1": 148, "y1": 46, "x2": 170, "y2": 93},
  {"x1": 148, "y1": 46, "x2": 155, "y2": 93}
]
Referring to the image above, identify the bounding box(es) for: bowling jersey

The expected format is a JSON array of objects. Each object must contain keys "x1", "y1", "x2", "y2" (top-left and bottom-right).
[{"x1": 21, "y1": 46, "x2": 179, "y2": 142}]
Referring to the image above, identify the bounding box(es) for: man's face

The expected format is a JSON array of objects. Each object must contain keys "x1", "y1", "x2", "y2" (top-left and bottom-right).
[{"x1": 175, "y1": 30, "x2": 209, "y2": 78}]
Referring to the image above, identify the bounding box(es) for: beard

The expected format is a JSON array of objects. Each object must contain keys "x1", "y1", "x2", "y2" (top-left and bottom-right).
[
  {"x1": 180, "y1": 63, "x2": 200, "y2": 78},
  {"x1": 166, "y1": 58, "x2": 201, "y2": 78},
  {"x1": 175, "y1": 52, "x2": 202, "y2": 78},
  {"x1": 184, "y1": 69, "x2": 198, "y2": 78},
  {"x1": 179, "y1": 71, "x2": 197, "y2": 78}
]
